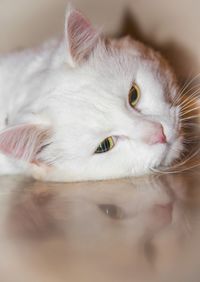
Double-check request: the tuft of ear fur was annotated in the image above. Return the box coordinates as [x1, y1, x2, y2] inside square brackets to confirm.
[65, 6, 100, 65]
[0, 124, 52, 163]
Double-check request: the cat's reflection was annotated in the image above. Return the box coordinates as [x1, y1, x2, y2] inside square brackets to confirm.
[6, 176, 175, 240]
[98, 204, 125, 220]
[1, 173, 200, 282]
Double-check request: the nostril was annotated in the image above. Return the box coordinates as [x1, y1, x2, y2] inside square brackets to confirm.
[149, 125, 167, 145]
[158, 131, 167, 144]
[142, 121, 168, 145]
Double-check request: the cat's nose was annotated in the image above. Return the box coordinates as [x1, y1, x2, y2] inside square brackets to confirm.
[148, 124, 167, 145]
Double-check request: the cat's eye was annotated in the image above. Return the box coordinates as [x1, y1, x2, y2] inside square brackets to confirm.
[99, 204, 124, 219]
[129, 83, 140, 107]
[95, 136, 115, 154]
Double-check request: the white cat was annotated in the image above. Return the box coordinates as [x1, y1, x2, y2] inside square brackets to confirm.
[0, 7, 183, 182]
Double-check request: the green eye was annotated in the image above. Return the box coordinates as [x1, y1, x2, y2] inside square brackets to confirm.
[129, 83, 140, 107]
[95, 136, 115, 154]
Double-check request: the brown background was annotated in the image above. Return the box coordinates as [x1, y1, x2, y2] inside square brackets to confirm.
[0, 0, 199, 80]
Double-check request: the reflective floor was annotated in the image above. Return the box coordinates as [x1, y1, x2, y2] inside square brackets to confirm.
[0, 172, 200, 282]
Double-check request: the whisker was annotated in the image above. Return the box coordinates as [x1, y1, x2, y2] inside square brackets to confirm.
[180, 115, 200, 121]
[180, 90, 200, 110]
[152, 140, 200, 173]
[177, 91, 200, 112]
[179, 73, 200, 94]
[172, 74, 200, 106]
[180, 105, 200, 117]
[171, 74, 200, 108]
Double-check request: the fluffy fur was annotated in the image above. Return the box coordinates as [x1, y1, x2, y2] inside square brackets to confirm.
[0, 7, 183, 181]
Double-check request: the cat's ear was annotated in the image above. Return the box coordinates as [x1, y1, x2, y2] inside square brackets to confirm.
[0, 124, 52, 163]
[65, 6, 100, 65]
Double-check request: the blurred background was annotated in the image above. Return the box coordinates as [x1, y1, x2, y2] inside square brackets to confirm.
[0, 0, 199, 80]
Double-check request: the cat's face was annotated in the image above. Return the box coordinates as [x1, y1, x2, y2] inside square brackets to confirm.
[0, 8, 183, 182]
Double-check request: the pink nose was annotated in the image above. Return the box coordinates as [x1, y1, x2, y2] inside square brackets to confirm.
[149, 124, 167, 145]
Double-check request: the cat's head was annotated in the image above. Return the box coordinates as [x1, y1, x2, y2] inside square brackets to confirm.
[0, 7, 183, 181]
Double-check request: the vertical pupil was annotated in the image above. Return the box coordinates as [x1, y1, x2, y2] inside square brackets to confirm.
[104, 138, 110, 151]
[98, 138, 111, 153]
[130, 87, 138, 103]
[95, 137, 114, 153]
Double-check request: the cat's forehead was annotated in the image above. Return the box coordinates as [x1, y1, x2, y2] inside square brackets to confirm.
[51, 50, 173, 122]
[85, 43, 172, 91]
[74, 58, 150, 96]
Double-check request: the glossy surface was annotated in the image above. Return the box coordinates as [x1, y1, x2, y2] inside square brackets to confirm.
[0, 172, 200, 282]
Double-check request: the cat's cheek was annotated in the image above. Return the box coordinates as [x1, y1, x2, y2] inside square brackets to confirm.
[163, 137, 184, 166]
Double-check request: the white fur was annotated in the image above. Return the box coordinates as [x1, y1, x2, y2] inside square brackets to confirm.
[0, 8, 183, 182]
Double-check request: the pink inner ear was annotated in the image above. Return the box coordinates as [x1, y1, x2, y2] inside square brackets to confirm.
[67, 10, 98, 63]
[68, 11, 92, 37]
[0, 124, 51, 162]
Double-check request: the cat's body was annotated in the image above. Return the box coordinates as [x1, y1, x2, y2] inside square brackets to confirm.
[0, 7, 183, 182]
[0, 39, 63, 174]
